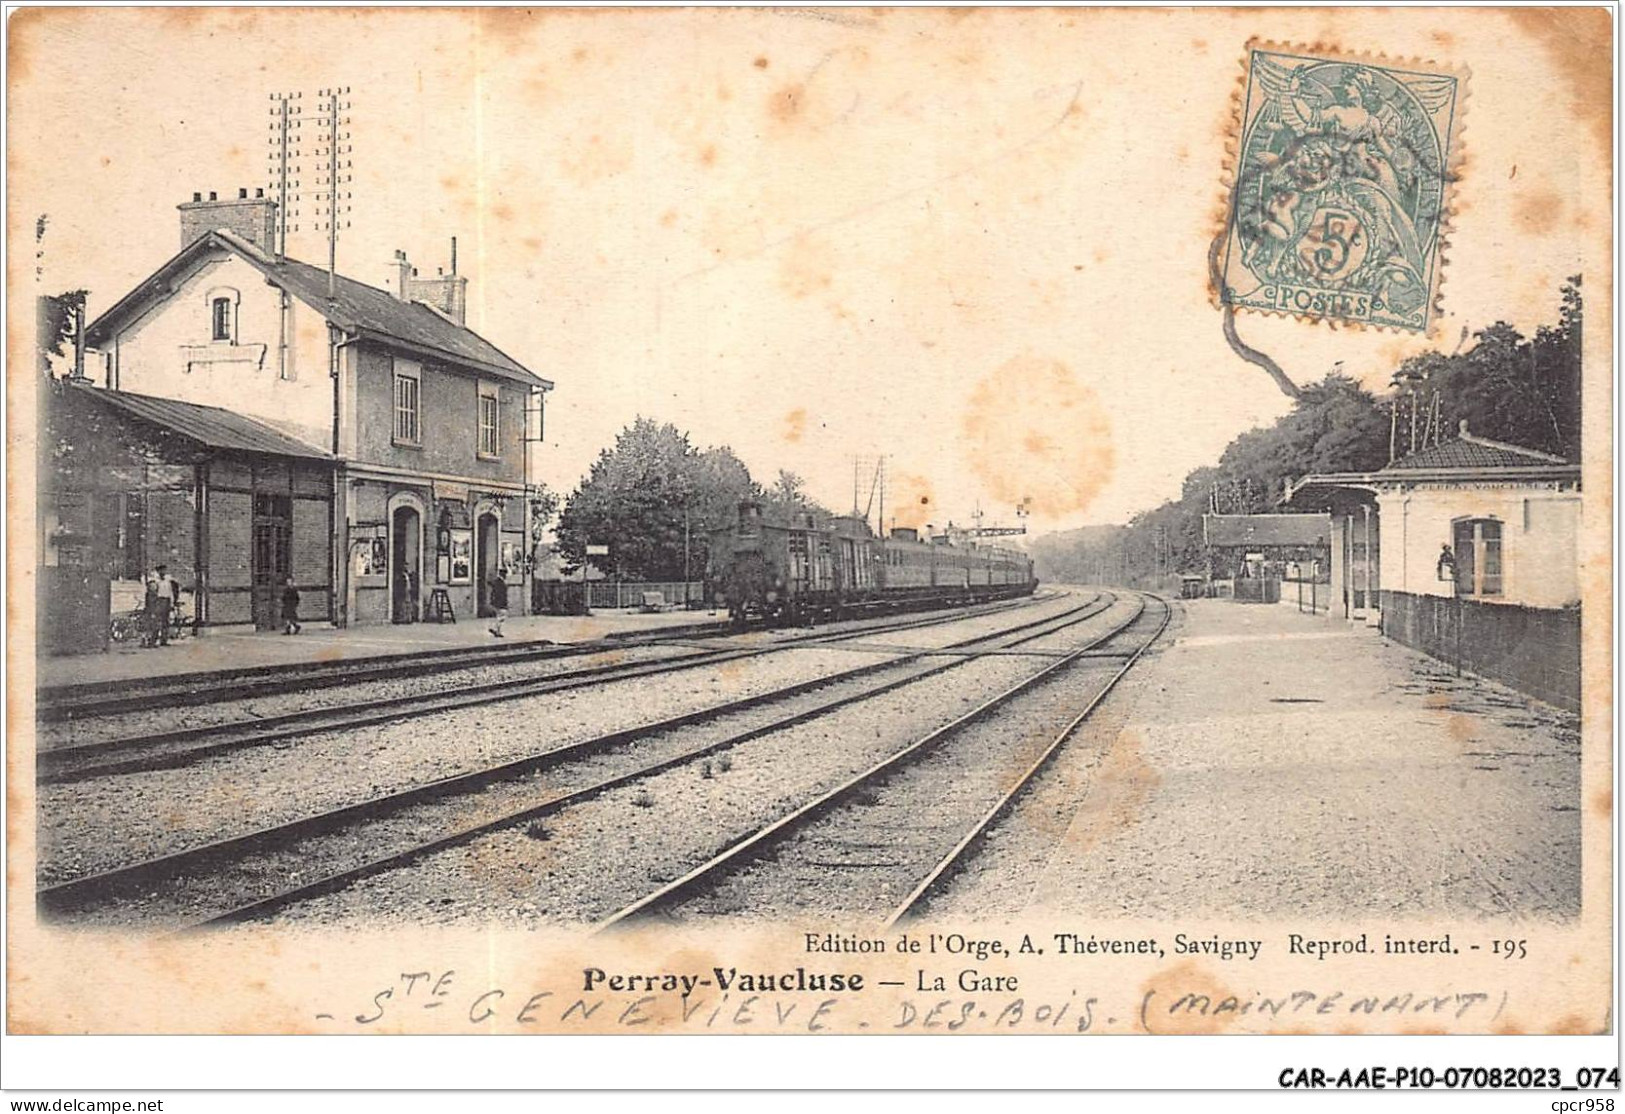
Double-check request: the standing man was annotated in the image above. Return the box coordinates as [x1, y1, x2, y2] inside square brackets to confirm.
[488, 568, 509, 638]
[281, 576, 303, 635]
[141, 568, 160, 648]
[151, 563, 175, 646]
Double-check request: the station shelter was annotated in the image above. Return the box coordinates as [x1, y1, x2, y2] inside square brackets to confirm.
[1282, 422, 1582, 709]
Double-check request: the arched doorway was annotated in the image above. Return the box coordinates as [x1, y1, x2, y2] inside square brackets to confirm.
[392, 505, 422, 623]
[475, 511, 500, 617]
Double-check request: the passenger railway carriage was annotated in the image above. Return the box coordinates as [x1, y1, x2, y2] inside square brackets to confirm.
[710, 501, 1036, 624]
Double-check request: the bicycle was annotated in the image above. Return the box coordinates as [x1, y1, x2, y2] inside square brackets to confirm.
[107, 602, 191, 646]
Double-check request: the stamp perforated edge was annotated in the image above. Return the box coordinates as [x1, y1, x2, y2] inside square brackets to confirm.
[1210, 37, 1472, 337]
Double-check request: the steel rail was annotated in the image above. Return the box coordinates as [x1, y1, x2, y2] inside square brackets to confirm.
[39, 585, 1047, 721]
[37, 624, 718, 721]
[592, 593, 1159, 933]
[38, 592, 1109, 923]
[191, 595, 1121, 931]
[881, 594, 1173, 927]
[39, 592, 1053, 784]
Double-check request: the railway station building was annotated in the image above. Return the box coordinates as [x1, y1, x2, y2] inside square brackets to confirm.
[65, 190, 553, 638]
[1283, 423, 1582, 709]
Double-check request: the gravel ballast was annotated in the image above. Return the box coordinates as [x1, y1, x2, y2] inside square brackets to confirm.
[37, 593, 1088, 889]
[265, 595, 1140, 928]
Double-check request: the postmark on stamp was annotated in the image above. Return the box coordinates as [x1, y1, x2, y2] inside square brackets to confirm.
[1219, 44, 1465, 334]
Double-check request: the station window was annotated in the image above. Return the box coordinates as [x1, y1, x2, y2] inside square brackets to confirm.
[477, 382, 500, 459]
[394, 362, 422, 446]
[211, 296, 233, 341]
[1452, 518, 1503, 597]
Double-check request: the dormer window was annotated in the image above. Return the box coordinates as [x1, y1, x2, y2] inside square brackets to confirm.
[211, 297, 231, 341]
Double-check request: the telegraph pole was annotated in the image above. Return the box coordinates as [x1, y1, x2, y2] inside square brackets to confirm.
[269, 85, 352, 275]
[267, 91, 302, 257]
[313, 87, 353, 301]
[876, 455, 885, 540]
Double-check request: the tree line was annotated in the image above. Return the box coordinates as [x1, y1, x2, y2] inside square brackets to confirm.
[1032, 278, 1582, 587]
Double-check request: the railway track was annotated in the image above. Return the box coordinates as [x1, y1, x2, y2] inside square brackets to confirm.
[38, 591, 1055, 785]
[37, 586, 1041, 723]
[36, 625, 715, 723]
[594, 593, 1172, 930]
[38, 590, 1114, 928]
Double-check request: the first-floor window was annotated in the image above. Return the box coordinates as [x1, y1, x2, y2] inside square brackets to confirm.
[211, 297, 232, 341]
[477, 383, 500, 458]
[1452, 518, 1503, 597]
[394, 367, 421, 445]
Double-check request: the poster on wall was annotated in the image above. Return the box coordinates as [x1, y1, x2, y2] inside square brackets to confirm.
[352, 530, 388, 578]
[448, 529, 472, 583]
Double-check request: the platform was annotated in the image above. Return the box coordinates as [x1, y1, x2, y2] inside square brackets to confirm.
[995, 597, 1583, 921]
[33, 607, 729, 690]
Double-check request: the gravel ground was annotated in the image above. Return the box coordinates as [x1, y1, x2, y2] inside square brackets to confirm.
[35, 642, 708, 750]
[36, 596, 1048, 751]
[36, 592, 1087, 887]
[52, 595, 1105, 929]
[926, 599, 1582, 923]
[264, 594, 1140, 929]
[661, 601, 1168, 924]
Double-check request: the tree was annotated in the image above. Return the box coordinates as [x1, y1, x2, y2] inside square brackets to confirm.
[689, 446, 756, 533]
[760, 469, 832, 523]
[1048, 372, 1388, 586]
[682, 445, 758, 578]
[1042, 279, 1583, 587]
[554, 419, 757, 580]
[1390, 278, 1581, 461]
[37, 289, 87, 377]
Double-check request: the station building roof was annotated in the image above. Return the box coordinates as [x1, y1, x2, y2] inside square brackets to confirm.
[83, 231, 551, 390]
[67, 381, 334, 461]
[1382, 424, 1569, 471]
[1202, 513, 1330, 549]
[1280, 423, 1579, 511]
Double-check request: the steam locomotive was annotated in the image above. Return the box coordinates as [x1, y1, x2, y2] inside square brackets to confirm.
[709, 500, 1037, 625]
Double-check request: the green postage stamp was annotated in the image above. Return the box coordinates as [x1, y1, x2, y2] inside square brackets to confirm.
[1219, 43, 1466, 333]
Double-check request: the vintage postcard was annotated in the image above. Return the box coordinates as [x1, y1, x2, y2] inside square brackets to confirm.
[4, 3, 1615, 1089]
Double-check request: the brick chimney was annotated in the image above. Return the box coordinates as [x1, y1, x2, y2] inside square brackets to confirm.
[393, 238, 468, 325]
[179, 188, 277, 252]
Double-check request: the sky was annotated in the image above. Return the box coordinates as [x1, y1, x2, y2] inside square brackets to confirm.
[10, 7, 1608, 535]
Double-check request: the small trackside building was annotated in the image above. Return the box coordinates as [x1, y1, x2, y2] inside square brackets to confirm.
[79, 191, 554, 629]
[39, 377, 336, 651]
[1201, 512, 1333, 609]
[1283, 423, 1582, 709]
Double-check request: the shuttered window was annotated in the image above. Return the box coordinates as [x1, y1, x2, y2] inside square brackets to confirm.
[477, 383, 500, 458]
[394, 367, 421, 445]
